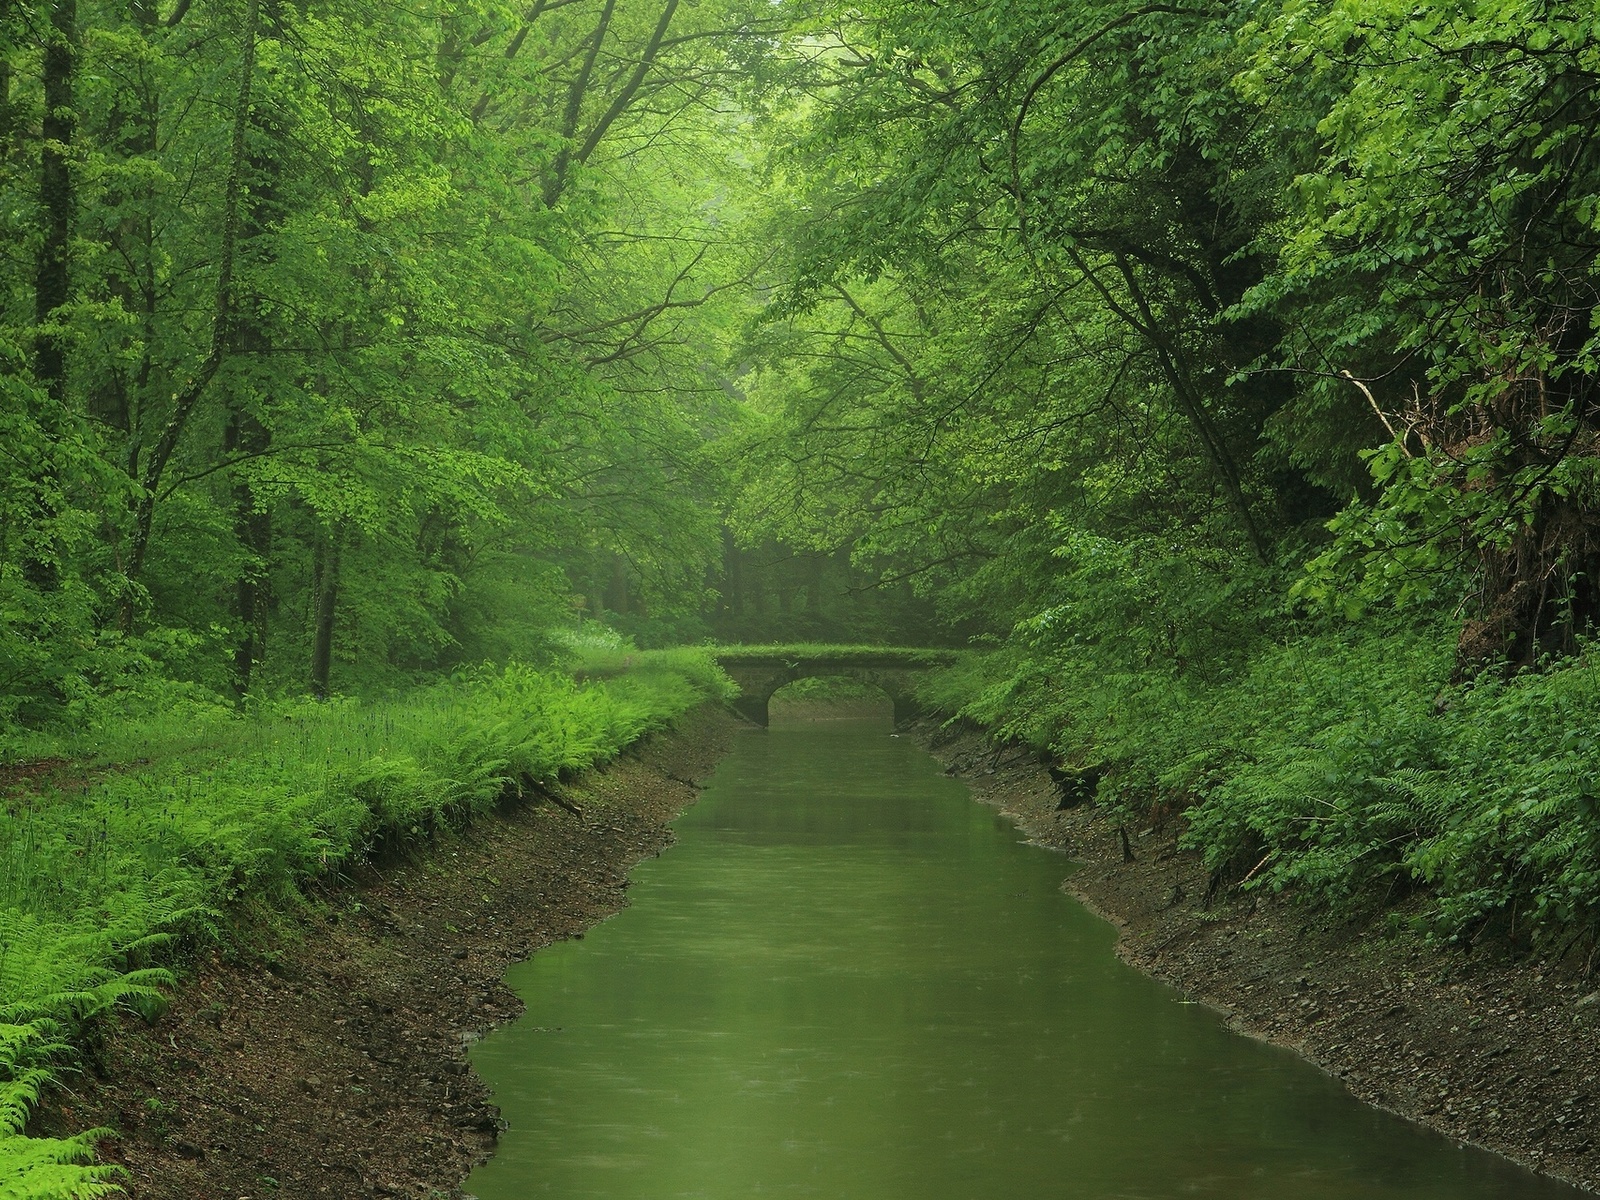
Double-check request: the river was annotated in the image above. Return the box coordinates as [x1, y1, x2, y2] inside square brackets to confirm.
[465, 712, 1584, 1199]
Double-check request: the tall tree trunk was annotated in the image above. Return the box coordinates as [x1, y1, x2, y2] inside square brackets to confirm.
[34, 0, 74, 403]
[752, 541, 775, 621]
[721, 526, 743, 625]
[100, 0, 158, 622]
[310, 525, 341, 700]
[227, 410, 270, 700]
[26, 0, 76, 593]
[224, 76, 286, 700]
[607, 552, 630, 616]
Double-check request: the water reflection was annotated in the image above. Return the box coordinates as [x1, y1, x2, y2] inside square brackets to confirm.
[467, 715, 1580, 1199]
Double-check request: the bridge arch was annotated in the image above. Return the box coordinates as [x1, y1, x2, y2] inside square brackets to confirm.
[713, 647, 957, 728]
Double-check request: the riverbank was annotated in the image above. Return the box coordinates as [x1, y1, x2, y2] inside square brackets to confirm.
[0, 651, 733, 1195]
[918, 719, 1600, 1195]
[36, 702, 743, 1198]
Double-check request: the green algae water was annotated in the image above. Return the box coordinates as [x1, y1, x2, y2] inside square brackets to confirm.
[465, 716, 1583, 1199]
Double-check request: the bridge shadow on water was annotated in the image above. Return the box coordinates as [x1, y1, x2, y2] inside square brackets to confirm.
[766, 681, 898, 728]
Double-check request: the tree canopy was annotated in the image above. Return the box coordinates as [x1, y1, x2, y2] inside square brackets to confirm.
[5, 0, 1600, 966]
[3, 0, 1598, 765]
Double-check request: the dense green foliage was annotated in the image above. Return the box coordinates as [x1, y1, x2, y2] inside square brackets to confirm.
[736, 0, 1600, 643]
[919, 612, 1600, 947]
[9, 0, 1600, 1187]
[0, 0, 778, 715]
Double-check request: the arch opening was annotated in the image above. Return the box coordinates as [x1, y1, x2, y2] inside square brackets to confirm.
[768, 675, 895, 726]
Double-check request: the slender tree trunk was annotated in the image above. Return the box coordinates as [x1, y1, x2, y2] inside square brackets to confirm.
[1087, 250, 1271, 563]
[542, 0, 615, 207]
[26, 0, 76, 593]
[310, 525, 341, 700]
[227, 410, 271, 700]
[466, 0, 549, 122]
[607, 552, 629, 616]
[102, 0, 158, 626]
[753, 541, 776, 621]
[225, 76, 286, 700]
[571, 0, 677, 167]
[35, 0, 74, 404]
[722, 526, 743, 626]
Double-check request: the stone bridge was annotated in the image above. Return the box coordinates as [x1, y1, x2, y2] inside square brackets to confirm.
[713, 646, 961, 727]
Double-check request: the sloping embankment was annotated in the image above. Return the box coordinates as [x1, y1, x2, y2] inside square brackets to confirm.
[37, 703, 744, 1199]
[918, 719, 1600, 1196]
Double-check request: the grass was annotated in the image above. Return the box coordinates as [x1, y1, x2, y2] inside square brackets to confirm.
[0, 651, 734, 1198]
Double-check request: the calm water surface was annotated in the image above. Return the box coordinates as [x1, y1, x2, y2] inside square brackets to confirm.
[466, 715, 1583, 1199]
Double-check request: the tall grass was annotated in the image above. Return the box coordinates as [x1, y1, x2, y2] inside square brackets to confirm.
[0, 652, 734, 1197]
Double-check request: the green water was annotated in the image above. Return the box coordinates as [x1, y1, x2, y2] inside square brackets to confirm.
[466, 717, 1584, 1199]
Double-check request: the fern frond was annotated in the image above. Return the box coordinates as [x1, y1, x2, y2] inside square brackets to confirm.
[0, 1128, 125, 1199]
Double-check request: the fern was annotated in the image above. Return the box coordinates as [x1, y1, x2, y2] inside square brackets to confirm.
[0, 1131, 125, 1200]
[1369, 769, 1454, 839]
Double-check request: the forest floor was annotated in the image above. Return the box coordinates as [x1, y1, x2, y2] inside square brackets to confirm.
[37, 703, 744, 1200]
[917, 718, 1600, 1195]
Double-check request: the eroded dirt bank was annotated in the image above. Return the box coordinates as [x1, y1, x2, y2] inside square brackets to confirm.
[919, 719, 1600, 1195]
[40, 703, 744, 1199]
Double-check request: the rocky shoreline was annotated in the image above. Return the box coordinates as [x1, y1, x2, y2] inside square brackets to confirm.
[41, 704, 744, 1199]
[916, 718, 1600, 1195]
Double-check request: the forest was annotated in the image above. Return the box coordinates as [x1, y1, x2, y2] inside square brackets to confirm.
[2, 0, 1600, 1191]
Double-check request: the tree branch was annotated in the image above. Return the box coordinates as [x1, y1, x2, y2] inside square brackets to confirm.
[575, 0, 679, 166]
[126, 0, 257, 583]
[1008, 4, 1192, 242]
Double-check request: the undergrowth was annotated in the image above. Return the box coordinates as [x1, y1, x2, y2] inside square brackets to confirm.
[0, 650, 733, 1197]
[919, 582, 1600, 962]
